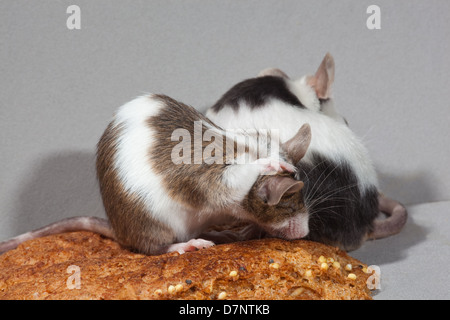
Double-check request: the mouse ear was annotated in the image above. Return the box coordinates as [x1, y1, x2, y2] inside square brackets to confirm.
[257, 176, 304, 206]
[257, 68, 290, 79]
[282, 123, 311, 164]
[307, 53, 335, 99]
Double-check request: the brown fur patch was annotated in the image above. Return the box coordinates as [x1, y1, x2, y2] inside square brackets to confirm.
[148, 94, 238, 210]
[96, 121, 176, 255]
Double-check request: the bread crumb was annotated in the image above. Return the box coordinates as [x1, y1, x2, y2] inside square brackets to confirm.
[168, 285, 176, 294]
[229, 270, 238, 277]
[175, 284, 183, 292]
[269, 262, 280, 270]
[217, 291, 227, 300]
[348, 273, 357, 280]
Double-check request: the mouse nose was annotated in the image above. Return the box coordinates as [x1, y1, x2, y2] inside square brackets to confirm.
[281, 216, 309, 240]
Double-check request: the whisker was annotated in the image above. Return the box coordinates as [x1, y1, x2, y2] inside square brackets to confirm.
[310, 205, 354, 225]
[308, 182, 360, 208]
[304, 169, 358, 210]
[299, 159, 331, 204]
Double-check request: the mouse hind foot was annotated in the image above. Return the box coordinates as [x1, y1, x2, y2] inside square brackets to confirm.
[164, 238, 215, 254]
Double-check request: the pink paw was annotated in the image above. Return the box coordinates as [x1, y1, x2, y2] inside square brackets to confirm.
[166, 238, 215, 254]
[254, 158, 296, 175]
[278, 161, 296, 173]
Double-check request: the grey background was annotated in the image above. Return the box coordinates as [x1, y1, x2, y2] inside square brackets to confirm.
[1, 1, 449, 299]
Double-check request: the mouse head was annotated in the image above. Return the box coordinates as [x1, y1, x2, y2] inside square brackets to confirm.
[243, 174, 308, 239]
[242, 124, 312, 239]
[258, 53, 348, 125]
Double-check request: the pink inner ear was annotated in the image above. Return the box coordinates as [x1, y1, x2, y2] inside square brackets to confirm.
[285, 180, 304, 194]
[282, 123, 311, 164]
[308, 53, 335, 99]
[259, 176, 304, 206]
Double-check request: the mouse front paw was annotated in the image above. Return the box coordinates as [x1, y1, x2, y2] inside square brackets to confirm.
[253, 158, 296, 175]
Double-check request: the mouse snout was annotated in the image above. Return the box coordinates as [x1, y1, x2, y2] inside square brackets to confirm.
[269, 214, 309, 240]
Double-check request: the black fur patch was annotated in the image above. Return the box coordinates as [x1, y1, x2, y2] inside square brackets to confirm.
[211, 76, 304, 112]
[296, 153, 379, 251]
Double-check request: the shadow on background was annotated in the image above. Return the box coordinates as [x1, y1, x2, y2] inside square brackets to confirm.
[352, 213, 428, 266]
[350, 168, 432, 265]
[11, 151, 106, 237]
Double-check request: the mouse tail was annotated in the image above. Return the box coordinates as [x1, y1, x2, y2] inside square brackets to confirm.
[0, 216, 114, 255]
[368, 194, 408, 240]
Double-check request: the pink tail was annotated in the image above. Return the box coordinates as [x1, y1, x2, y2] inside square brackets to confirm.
[369, 194, 408, 239]
[0, 216, 114, 255]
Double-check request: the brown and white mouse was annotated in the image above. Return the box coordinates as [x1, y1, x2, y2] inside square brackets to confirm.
[0, 94, 312, 255]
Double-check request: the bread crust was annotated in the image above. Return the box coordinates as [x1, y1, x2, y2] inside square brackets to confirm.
[0, 232, 372, 300]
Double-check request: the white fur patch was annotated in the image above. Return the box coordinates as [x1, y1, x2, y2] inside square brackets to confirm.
[221, 161, 261, 204]
[112, 95, 196, 240]
[319, 99, 348, 125]
[286, 76, 321, 112]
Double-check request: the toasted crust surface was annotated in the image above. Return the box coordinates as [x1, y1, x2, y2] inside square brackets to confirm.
[0, 232, 372, 300]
